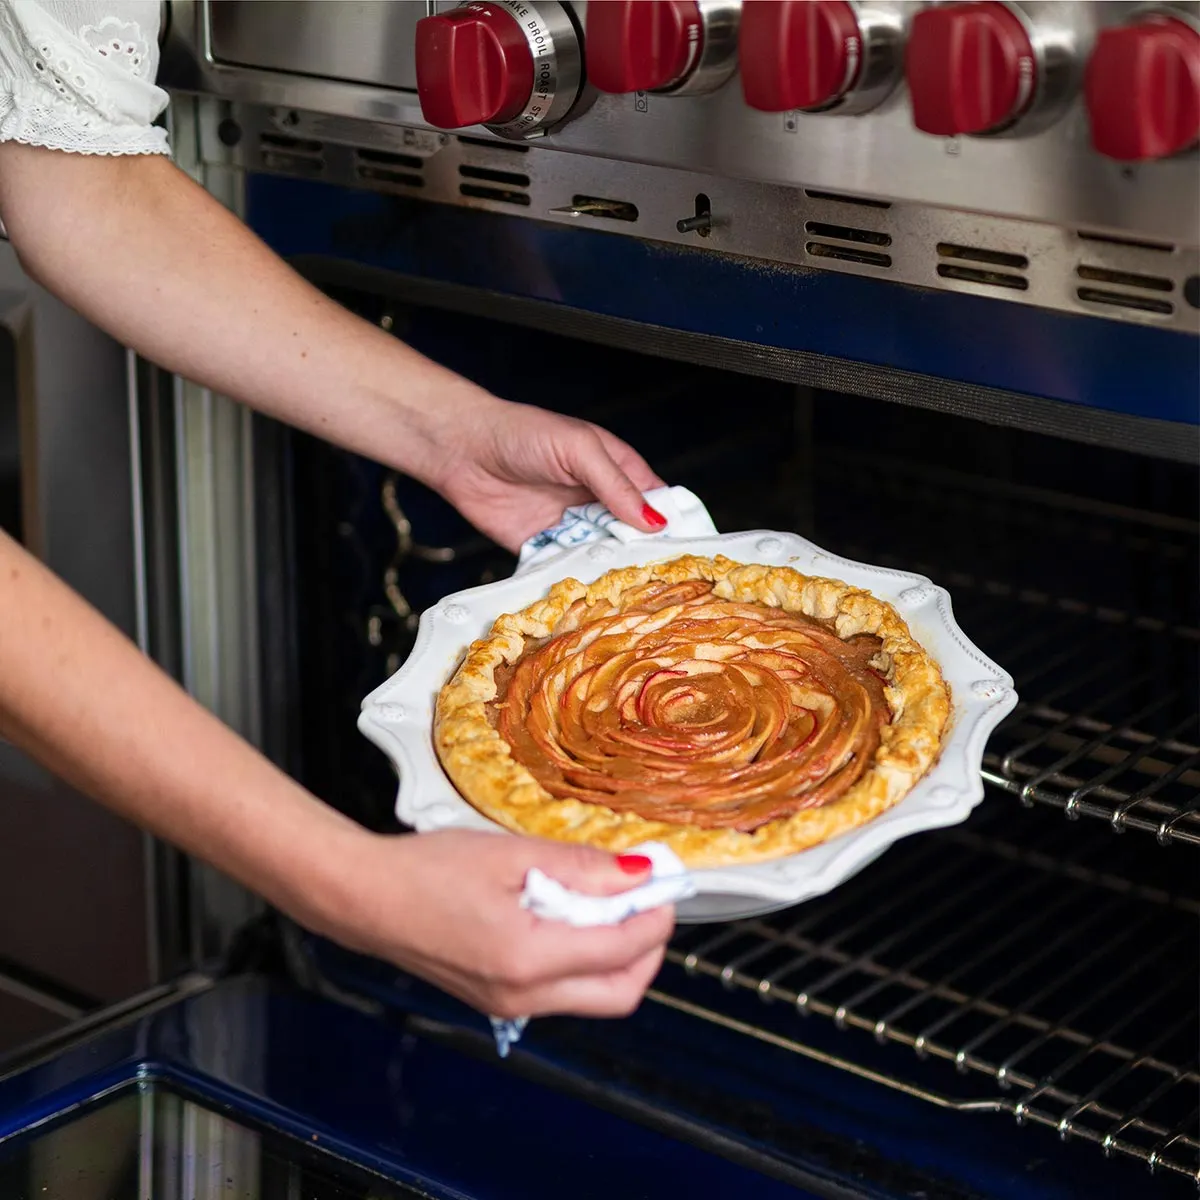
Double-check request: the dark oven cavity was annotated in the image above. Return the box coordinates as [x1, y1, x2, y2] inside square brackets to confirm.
[279, 287, 1199, 1190]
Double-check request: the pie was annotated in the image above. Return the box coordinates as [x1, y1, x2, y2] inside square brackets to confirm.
[434, 555, 950, 867]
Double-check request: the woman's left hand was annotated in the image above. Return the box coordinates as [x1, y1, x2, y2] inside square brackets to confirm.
[431, 397, 668, 552]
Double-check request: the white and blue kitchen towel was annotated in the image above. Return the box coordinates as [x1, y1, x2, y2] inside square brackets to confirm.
[516, 485, 717, 573]
[490, 842, 698, 1057]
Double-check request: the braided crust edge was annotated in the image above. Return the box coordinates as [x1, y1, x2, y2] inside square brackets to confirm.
[433, 556, 950, 867]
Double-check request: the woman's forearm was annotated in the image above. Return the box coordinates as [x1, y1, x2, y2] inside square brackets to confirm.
[0, 143, 482, 493]
[0, 529, 368, 933]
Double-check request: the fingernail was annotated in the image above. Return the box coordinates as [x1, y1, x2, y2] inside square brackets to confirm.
[641, 503, 667, 530]
[616, 853, 653, 875]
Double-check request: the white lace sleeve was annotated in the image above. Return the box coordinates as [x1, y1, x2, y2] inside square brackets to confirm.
[0, 0, 169, 155]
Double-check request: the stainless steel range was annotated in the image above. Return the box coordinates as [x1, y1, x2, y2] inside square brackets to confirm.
[0, 3, 1196, 1198]
[163, 0, 1200, 337]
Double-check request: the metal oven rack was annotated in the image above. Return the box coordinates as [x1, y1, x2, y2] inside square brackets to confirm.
[658, 796, 1199, 1185]
[814, 446, 1200, 848]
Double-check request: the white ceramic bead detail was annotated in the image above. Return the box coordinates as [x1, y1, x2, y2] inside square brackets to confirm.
[899, 584, 936, 606]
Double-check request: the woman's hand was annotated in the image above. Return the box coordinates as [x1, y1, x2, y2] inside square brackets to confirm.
[429, 399, 668, 552]
[0, 530, 672, 1022]
[321, 829, 673, 1019]
[0, 147, 667, 555]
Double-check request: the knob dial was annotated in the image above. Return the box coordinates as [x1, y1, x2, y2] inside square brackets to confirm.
[740, 0, 861, 111]
[1085, 13, 1200, 161]
[740, 0, 904, 115]
[586, 0, 740, 96]
[415, 1, 582, 139]
[906, 2, 1037, 136]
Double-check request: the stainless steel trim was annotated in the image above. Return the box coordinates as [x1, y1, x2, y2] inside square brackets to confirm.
[1003, 0, 1091, 138]
[661, 0, 741, 97]
[168, 96, 264, 962]
[828, 0, 908, 116]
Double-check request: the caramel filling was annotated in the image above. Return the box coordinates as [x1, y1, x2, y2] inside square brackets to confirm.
[487, 580, 891, 833]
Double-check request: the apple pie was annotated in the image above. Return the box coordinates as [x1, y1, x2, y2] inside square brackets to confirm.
[434, 555, 950, 867]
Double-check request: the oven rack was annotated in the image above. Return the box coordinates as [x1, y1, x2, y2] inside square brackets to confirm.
[813, 450, 1200, 848]
[661, 797, 1200, 1185]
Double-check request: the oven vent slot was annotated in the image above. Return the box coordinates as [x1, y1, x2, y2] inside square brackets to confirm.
[805, 242, 892, 269]
[353, 148, 424, 189]
[1078, 229, 1175, 254]
[1077, 264, 1174, 292]
[456, 135, 530, 154]
[258, 132, 325, 178]
[937, 264, 1029, 290]
[937, 243, 1028, 270]
[936, 242, 1029, 291]
[458, 164, 531, 207]
[806, 222, 891, 247]
[1075, 287, 1174, 316]
[260, 132, 322, 155]
[804, 221, 893, 269]
[459, 165, 530, 187]
[804, 189, 892, 210]
[1076, 264, 1176, 315]
[459, 184, 531, 207]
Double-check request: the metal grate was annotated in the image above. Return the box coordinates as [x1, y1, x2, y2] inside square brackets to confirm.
[661, 797, 1200, 1184]
[814, 447, 1200, 846]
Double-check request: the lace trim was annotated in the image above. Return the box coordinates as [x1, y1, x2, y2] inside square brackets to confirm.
[0, 92, 169, 155]
[0, 3, 168, 156]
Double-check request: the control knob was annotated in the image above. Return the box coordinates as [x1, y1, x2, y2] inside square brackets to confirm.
[1085, 11, 1200, 161]
[906, 2, 1041, 135]
[739, 0, 904, 114]
[586, 0, 740, 96]
[415, 0, 582, 139]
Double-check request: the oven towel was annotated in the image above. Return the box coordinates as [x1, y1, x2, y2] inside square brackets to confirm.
[491, 490, 715, 1054]
[516, 484, 718, 571]
[490, 841, 698, 1057]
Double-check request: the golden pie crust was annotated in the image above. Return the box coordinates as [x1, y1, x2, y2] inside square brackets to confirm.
[434, 555, 950, 867]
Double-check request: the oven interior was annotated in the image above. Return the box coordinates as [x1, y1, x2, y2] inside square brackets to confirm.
[275, 284, 1198, 1191]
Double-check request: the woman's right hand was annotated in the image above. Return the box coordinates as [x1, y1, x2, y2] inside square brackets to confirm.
[319, 828, 676, 1020]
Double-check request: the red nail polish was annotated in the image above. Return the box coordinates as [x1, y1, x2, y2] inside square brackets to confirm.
[616, 853, 653, 875]
[641, 503, 667, 530]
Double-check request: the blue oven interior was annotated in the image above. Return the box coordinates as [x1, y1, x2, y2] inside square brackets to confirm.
[1, 164, 1197, 1199]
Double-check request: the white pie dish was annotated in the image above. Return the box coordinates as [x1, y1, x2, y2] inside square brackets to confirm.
[358, 531, 1017, 924]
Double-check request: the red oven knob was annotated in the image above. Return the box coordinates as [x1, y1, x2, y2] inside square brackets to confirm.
[416, 4, 533, 128]
[906, 2, 1037, 136]
[415, 2, 582, 138]
[740, 0, 862, 112]
[585, 0, 704, 93]
[1085, 14, 1200, 161]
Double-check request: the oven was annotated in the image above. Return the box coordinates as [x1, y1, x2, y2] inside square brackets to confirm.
[0, 2, 1197, 1197]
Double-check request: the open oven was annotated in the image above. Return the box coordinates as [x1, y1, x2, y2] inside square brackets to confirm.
[0, 2, 1197, 1197]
